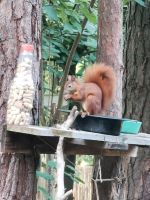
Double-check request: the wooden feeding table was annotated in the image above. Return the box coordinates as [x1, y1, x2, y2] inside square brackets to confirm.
[1, 124, 150, 157]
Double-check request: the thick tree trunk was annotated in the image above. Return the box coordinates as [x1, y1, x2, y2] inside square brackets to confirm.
[92, 1, 129, 200]
[123, 2, 150, 200]
[0, 0, 41, 199]
[0, 154, 36, 200]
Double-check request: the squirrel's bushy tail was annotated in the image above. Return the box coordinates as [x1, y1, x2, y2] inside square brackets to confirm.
[84, 63, 116, 112]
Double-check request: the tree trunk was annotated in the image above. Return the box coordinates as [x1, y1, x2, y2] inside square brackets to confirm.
[123, 2, 150, 200]
[97, 0, 123, 116]
[0, 154, 36, 200]
[0, 0, 41, 199]
[92, 1, 129, 200]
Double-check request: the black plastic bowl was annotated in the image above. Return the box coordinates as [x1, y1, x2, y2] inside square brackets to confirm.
[72, 115, 122, 136]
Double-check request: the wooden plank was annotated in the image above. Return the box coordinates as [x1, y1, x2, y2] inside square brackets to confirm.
[1, 126, 138, 156]
[7, 125, 150, 146]
[103, 142, 128, 150]
[64, 142, 138, 157]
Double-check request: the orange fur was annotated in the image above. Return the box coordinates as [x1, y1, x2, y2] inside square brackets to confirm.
[64, 63, 116, 115]
[84, 63, 116, 112]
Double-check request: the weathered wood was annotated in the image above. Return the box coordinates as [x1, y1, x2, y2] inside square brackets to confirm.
[123, 2, 150, 200]
[64, 143, 138, 157]
[7, 125, 150, 146]
[0, 0, 41, 198]
[1, 131, 139, 157]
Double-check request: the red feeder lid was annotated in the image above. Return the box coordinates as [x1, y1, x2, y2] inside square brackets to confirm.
[20, 44, 34, 52]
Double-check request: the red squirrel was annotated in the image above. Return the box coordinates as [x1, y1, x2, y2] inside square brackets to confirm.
[64, 63, 116, 115]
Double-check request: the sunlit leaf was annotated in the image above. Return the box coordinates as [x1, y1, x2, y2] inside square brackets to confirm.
[64, 23, 76, 32]
[47, 160, 57, 169]
[134, 0, 147, 7]
[36, 171, 54, 181]
[43, 5, 58, 20]
[80, 7, 97, 24]
[66, 165, 76, 172]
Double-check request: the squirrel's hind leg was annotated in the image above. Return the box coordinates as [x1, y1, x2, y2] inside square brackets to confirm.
[82, 95, 102, 115]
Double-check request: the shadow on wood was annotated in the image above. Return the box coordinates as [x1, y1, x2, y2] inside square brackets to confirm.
[0, 124, 149, 157]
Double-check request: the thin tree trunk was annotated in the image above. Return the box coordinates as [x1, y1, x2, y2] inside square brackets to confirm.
[97, 0, 123, 116]
[92, 1, 129, 200]
[0, 0, 41, 199]
[123, 2, 150, 200]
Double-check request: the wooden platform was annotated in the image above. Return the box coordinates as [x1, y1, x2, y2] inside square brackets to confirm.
[0, 125, 148, 157]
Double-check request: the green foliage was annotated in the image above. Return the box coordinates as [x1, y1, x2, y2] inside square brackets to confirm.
[123, 0, 147, 7]
[134, 0, 147, 7]
[41, 0, 98, 125]
[36, 171, 54, 181]
[38, 186, 53, 200]
[76, 155, 94, 166]
[65, 165, 85, 184]
[42, 0, 97, 69]
[47, 160, 57, 169]
[37, 159, 84, 199]
[43, 5, 58, 21]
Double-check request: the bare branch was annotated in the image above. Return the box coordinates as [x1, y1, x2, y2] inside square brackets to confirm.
[56, 106, 79, 199]
[61, 189, 73, 200]
[53, 0, 96, 123]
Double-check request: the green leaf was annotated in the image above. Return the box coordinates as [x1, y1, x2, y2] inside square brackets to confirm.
[64, 172, 85, 184]
[38, 186, 52, 200]
[81, 38, 97, 48]
[50, 46, 60, 57]
[47, 160, 57, 169]
[66, 165, 76, 173]
[42, 46, 50, 60]
[36, 171, 54, 181]
[80, 7, 97, 24]
[47, 66, 63, 77]
[41, 162, 47, 168]
[74, 175, 85, 184]
[43, 5, 58, 20]
[64, 23, 76, 32]
[76, 65, 85, 76]
[85, 22, 97, 34]
[134, 0, 147, 7]
[64, 172, 74, 179]
[72, 21, 82, 32]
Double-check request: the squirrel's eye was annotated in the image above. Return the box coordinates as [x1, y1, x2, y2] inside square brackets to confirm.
[68, 85, 71, 88]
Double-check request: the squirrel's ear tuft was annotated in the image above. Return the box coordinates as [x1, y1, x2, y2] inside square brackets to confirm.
[67, 75, 72, 81]
[67, 75, 76, 81]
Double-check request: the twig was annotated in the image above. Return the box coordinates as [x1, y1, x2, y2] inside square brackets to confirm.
[93, 179, 99, 200]
[59, 106, 79, 129]
[56, 106, 79, 200]
[56, 136, 65, 199]
[53, 0, 96, 123]
[61, 189, 73, 200]
[92, 158, 125, 200]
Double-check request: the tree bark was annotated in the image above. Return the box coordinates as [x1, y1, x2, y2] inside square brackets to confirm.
[0, 154, 36, 200]
[97, 0, 123, 117]
[92, 1, 129, 200]
[123, 2, 150, 200]
[0, 0, 41, 199]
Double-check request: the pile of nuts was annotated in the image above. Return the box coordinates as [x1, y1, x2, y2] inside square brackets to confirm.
[7, 45, 34, 125]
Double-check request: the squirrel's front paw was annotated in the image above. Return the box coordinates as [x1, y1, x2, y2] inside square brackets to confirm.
[81, 111, 89, 118]
[64, 94, 71, 100]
